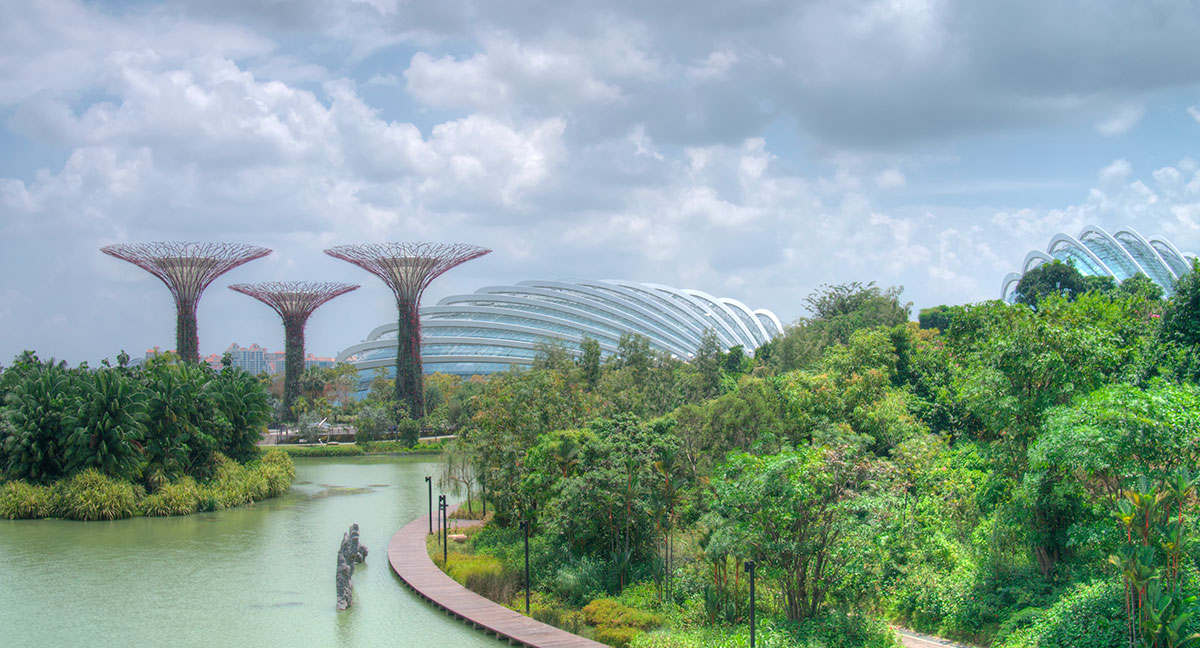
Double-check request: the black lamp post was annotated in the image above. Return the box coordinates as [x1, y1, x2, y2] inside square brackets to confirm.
[425, 476, 432, 534]
[520, 519, 530, 614]
[745, 560, 756, 648]
[439, 495, 448, 565]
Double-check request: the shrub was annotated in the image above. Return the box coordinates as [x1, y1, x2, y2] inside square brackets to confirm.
[0, 480, 55, 519]
[997, 579, 1123, 648]
[583, 598, 664, 630]
[56, 469, 137, 520]
[594, 625, 641, 648]
[552, 557, 607, 606]
[445, 552, 522, 603]
[258, 449, 294, 497]
[275, 445, 365, 458]
[354, 405, 391, 442]
[140, 477, 201, 516]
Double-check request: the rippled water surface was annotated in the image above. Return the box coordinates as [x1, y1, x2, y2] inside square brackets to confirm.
[0, 457, 500, 648]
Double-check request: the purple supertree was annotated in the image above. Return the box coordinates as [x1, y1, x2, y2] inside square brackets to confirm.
[101, 242, 272, 363]
[324, 242, 490, 418]
[228, 281, 359, 419]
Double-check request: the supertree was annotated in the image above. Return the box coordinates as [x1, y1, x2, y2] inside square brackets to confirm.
[101, 242, 272, 363]
[324, 242, 490, 418]
[228, 281, 359, 419]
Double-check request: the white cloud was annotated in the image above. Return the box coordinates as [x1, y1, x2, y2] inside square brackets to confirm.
[874, 169, 907, 189]
[1095, 103, 1144, 136]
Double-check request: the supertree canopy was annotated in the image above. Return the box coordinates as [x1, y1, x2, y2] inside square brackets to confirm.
[324, 242, 490, 418]
[228, 281, 359, 420]
[101, 241, 272, 363]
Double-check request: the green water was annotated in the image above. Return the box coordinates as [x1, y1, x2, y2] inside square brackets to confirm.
[0, 457, 502, 648]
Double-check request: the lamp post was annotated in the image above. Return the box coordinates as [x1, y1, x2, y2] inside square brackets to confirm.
[439, 495, 448, 565]
[745, 560, 756, 648]
[520, 519, 530, 614]
[425, 476, 432, 534]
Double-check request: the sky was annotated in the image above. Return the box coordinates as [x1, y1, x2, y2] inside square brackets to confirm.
[3, 0, 1200, 365]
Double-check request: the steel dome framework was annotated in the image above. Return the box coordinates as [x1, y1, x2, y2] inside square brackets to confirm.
[1001, 225, 1195, 302]
[338, 279, 784, 379]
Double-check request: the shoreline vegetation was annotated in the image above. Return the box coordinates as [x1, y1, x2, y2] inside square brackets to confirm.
[274, 439, 447, 458]
[0, 450, 294, 520]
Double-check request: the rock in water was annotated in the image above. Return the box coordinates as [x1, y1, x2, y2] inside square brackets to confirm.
[335, 523, 370, 609]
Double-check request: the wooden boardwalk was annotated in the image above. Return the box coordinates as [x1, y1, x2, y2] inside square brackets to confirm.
[388, 506, 608, 648]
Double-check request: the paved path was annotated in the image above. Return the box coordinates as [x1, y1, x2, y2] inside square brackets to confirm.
[388, 506, 608, 648]
[895, 627, 980, 648]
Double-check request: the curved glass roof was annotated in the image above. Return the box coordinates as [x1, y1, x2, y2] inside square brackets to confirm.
[1002, 224, 1195, 302]
[339, 279, 783, 379]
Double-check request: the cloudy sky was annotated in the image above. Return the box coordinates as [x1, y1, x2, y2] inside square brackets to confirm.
[3, 0, 1200, 364]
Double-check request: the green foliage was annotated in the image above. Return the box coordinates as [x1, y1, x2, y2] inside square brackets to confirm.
[0, 480, 55, 519]
[2, 358, 77, 483]
[997, 579, 1125, 648]
[583, 598, 664, 647]
[354, 404, 391, 442]
[580, 337, 602, 389]
[1161, 259, 1200, 381]
[1032, 381, 1200, 502]
[443, 551, 522, 603]
[918, 305, 954, 331]
[1015, 260, 1086, 307]
[56, 469, 138, 520]
[140, 476, 202, 516]
[771, 281, 911, 372]
[397, 417, 421, 447]
[711, 449, 876, 622]
[275, 444, 365, 457]
[66, 368, 146, 479]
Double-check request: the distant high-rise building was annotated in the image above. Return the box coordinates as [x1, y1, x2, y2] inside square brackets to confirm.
[225, 343, 269, 375]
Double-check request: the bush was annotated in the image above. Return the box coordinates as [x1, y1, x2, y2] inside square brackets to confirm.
[275, 444, 365, 457]
[996, 579, 1124, 648]
[552, 557, 607, 606]
[583, 598, 664, 648]
[583, 598, 664, 630]
[140, 477, 201, 516]
[445, 552, 522, 603]
[397, 418, 421, 447]
[0, 480, 55, 519]
[354, 405, 391, 442]
[594, 625, 642, 648]
[258, 449, 294, 497]
[56, 469, 137, 520]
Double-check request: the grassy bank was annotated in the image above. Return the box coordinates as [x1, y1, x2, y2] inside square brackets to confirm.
[272, 439, 447, 458]
[0, 449, 295, 521]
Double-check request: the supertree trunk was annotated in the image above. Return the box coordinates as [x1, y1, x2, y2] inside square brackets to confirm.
[396, 297, 424, 418]
[228, 281, 359, 422]
[283, 317, 305, 418]
[176, 301, 200, 364]
[324, 242, 490, 421]
[101, 242, 271, 364]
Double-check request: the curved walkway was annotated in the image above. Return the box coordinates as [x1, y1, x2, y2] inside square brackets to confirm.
[388, 506, 607, 648]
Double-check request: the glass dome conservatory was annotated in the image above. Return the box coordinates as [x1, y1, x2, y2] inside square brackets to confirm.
[1001, 225, 1195, 302]
[337, 279, 784, 379]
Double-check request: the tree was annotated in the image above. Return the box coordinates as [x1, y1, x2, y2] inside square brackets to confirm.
[1014, 260, 1085, 307]
[918, 305, 954, 331]
[579, 337, 602, 389]
[711, 448, 873, 622]
[1119, 273, 1164, 301]
[771, 281, 911, 372]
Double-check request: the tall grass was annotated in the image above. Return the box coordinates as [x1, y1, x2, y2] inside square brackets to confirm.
[0, 449, 295, 520]
[56, 469, 138, 520]
[0, 480, 56, 519]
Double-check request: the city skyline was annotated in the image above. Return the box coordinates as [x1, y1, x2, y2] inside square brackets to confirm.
[4, 1, 1200, 364]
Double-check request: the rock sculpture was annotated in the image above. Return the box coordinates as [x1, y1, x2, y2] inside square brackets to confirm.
[335, 523, 369, 610]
